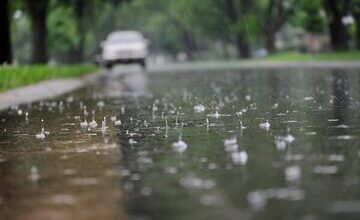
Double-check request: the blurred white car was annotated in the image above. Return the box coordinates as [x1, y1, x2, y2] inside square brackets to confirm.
[100, 31, 148, 68]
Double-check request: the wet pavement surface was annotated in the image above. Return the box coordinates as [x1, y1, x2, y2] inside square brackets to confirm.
[1, 66, 360, 220]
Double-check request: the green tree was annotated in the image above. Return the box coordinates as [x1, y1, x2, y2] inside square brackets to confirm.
[295, 0, 325, 34]
[220, 0, 253, 58]
[47, 6, 79, 62]
[63, 0, 129, 62]
[256, 0, 295, 54]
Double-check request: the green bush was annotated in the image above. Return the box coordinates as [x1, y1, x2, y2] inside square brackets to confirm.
[0, 64, 96, 91]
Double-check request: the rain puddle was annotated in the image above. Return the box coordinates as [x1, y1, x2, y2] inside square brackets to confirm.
[1, 67, 360, 220]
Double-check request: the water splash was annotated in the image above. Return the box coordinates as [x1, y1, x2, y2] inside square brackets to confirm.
[193, 104, 205, 113]
[231, 151, 248, 165]
[259, 120, 270, 130]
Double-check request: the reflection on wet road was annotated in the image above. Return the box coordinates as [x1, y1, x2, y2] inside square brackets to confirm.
[1, 66, 360, 220]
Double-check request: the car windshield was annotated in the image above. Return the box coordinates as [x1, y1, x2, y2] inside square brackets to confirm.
[107, 32, 143, 43]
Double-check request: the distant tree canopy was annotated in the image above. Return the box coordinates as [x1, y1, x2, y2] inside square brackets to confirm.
[1, 0, 360, 64]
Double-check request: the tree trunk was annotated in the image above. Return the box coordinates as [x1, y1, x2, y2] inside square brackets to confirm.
[357, 20, 360, 50]
[236, 34, 251, 58]
[265, 31, 276, 54]
[221, 42, 229, 59]
[181, 31, 196, 60]
[354, 13, 360, 50]
[73, 0, 86, 63]
[328, 21, 348, 51]
[0, 0, 12, 64]
[262, 0, 287, 54]
[223, 0, 251, 58]
[323, 0, 349, 51]
[28, 1, 48, 64]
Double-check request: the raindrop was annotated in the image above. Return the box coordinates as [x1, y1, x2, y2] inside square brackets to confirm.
[152, 103, 158, 111]
[115, 119, 122, 126]
[35, 119, 49, 139]
[208, 163, 218, 170]
[283, 134, 295, 144]
[200, 194, 223, 206]
[206, 117, 209, 130]
[259, 120, 270, 130]
[83, 106, 88, 116]
[171, 140, 188, 153]
[64, 169, 76, 175]
[180, 174, 215, 189]
[272, 103, 279, 109]
[285, 166, 301, 182]
[224, 136, 237, 146]
[129, 138, 137, 145]
[305, 131, 316, 136]
[175, 111, 179, 125]
[328, 154, 344, 162]
[69, 177, 99, 186]
[231, 151, 248, 165]
[164, 166, 178, 174]
[25, 112, 29, 122]
[97, 101, 105, 108]
[247, 191, 266, 210]
[335, 124, 350, 129]
[304, 96, 314, 101]
[101, 117, 109, 135]
[165, 117, 169, 138]
[193, 104, 206, 113]
[207, 111, 220, 119]
[284, 154, 304, 161]
[80, 119, 88, 128]
[35, 128, 46, 140]
[239, 121, 246, 130]
[88, 110, 98, 129]
[235, 111, 243, 116]
[313, 165, 338, 175]
[141, 187, 152, 196]
[51, 194, 76, 206]
[224, 137, 238, 152]
[275, 138, 286, 150]
[334, 135, 355, 140]
[80, 108, 88, 128]
[29, 166, 40, 182]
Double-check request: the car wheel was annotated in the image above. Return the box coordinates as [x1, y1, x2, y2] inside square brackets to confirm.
[104, 63, 113, 69]
[139, 59, 146, 69]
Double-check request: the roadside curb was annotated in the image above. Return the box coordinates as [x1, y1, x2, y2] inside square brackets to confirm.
[148, 61, 360, 73]
[0, 70, 105, 111]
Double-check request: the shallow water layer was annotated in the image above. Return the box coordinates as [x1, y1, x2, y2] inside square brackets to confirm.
[1, 67, 360, 220]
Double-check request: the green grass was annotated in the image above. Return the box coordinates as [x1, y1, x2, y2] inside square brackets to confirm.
[265, 51, 360, 61]
[0, 64, 96, 91]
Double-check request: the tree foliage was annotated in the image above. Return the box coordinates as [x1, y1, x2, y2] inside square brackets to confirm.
[5, 0, 360, 64]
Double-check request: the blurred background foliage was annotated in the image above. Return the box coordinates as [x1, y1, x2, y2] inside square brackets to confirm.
[2, 0, 360, 64]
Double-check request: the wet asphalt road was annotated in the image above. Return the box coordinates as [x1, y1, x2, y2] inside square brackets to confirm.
[1, 65, 360, 220]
